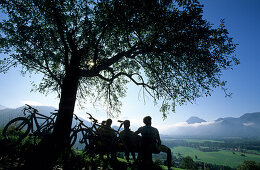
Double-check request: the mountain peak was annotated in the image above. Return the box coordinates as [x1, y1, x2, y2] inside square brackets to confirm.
[186, 116, 206, 124]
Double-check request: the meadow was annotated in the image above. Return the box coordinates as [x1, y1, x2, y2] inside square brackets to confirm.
[166, 138, 260, 168]
[164, 138, 225, 143]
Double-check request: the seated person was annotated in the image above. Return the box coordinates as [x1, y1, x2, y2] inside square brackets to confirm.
[119, 120, 137, 161]
[99, 119, 116, 139]
[98, 119, 117, 159]
[135, 116, 171, 169]
[135, 116, 161, 154]
[97, 120, 106, 134]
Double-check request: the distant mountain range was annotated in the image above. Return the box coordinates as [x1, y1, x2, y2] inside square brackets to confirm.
[1, 105, 260, 138]
[0, 105, 58, 128]
[162, 112, 260, 137]
[0, 105, 91, 129]
[0, 104, 7, 110]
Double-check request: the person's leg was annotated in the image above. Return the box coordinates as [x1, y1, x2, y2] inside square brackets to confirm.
[143, 150, 152, 163]
[131, 152, 136, 161]
[111, 152, 117, 160]
[159, 145, 172, 169]
[125, 151, 130, 162]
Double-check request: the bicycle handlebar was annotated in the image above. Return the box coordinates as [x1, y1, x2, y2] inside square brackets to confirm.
[73, 114, 84, 124]
[74, 114, 79, 120]
[50, 110, 58, 116]
[24, 104, 39, 115]
[86, 112, 98, 123]
[25, 104, 32, 108]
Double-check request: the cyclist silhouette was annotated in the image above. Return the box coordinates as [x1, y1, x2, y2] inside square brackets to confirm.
[99, 119, 117, 160]
[119, 120, 137, 161]
[135, 116, 172, 169]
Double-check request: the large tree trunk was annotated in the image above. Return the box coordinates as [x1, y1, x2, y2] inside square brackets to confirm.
[23, 54, 81, 169]
[53, 52, 81, 151]
[53, 69, 80, 150]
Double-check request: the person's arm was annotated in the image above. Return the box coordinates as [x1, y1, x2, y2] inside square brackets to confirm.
[134, 127, 141, 135]
[156, 129, 161, 145]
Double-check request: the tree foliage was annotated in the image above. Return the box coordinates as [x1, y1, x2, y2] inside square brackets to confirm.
[0, 0, 238, 118]
[237, 160, 260, 170]
[181, 156, 196, 170]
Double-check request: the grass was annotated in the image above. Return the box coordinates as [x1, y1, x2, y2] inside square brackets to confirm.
[163, 138, 225, 143]
[0, 130, 180, 170]
[199, 146, 209, 149]
[173, 146, 260, 168]
[160, 166, 183, 170]
[247, 149, 260, 155]
[183, 139, 225, 143]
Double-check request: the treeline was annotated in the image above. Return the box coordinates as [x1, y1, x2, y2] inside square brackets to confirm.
[162, 138, 260, 153]
[179, 156, 260, 170]
[180, 156, 235, 170]
[152, 153, 235, 170]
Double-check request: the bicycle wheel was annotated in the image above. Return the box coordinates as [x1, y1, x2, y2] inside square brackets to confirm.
[82, 129, 96, 153]
[2, 117, 31, 146]
[70, 128, 90, 149]
[70, 130, 78, 148]
[32, 123, 55, 145]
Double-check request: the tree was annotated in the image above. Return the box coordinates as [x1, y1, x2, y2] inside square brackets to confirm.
[0, 0, 238, 166]
[181, 156, 196, 170]
[237, 160, 260, 170]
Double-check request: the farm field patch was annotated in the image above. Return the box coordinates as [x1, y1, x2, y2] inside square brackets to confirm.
[173, 146, 260, 168]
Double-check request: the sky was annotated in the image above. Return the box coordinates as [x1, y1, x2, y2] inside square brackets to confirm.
[0, 0, 260, 132]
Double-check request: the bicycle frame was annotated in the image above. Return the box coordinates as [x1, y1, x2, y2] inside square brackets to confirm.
[71, 114, 89, 131]
[23, 104, 57, 135]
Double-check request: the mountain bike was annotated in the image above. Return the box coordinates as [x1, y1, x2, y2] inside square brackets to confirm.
[2, 104, 57, 146]
[69, 114, 90, 148]
[83, 112, 106, 154]
[70, 112, 102, 150]
[83, 114, 127, 159]
[69, 112, 128, 159]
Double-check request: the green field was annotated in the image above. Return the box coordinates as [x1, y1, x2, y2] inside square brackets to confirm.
[163, 138, 224, 143]
[247, 149, 260, 155]
[172, 146, 260, 168]
[183, 139, 225, 143]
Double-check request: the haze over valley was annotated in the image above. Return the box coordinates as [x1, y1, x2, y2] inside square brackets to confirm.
[1, 104, 259, 138]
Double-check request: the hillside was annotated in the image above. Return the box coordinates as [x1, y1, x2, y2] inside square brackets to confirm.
[0, 105, 7, 110]
[0, 105, 91, 129]
[0, 105, 57, 128]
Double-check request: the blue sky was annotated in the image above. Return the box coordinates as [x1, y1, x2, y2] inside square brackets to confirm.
[0, 1, 260, 130]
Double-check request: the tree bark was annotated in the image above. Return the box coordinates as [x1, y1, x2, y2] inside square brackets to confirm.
[23, 53, 81, 169]
[53, 51, 81, 151]
[53, 69, 80, 150]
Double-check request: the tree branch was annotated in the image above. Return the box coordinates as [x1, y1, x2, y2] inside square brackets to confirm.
[96, 71, 157, 98]
[80, 46, 139, 77]
[46, 2, 70, 71]
[94, 24, 109, 65]
[42, 53, 62, 86]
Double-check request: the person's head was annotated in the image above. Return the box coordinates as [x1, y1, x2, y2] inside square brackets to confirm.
[101, 120, 106, 125]
[106, 118, 112, 127]
[123, 120, 130, 129]
[143, 116, 152, 126]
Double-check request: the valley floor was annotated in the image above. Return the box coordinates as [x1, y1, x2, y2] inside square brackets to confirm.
[159, 137, 260, 169]
[173, 146, 260, 168]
